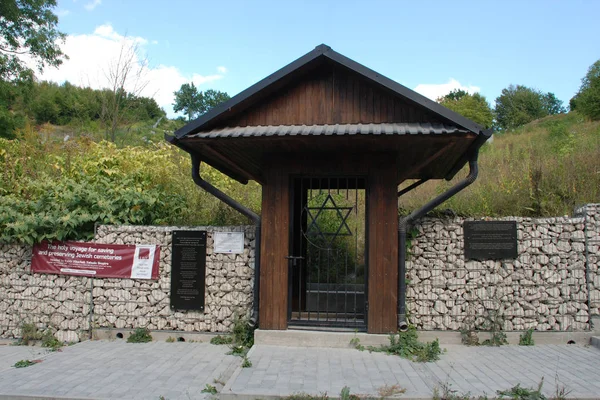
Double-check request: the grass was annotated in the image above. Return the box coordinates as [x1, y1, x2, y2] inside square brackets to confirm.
[399, 112, 600, 217]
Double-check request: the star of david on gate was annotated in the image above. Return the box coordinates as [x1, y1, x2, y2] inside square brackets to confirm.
[303, 193, 353, 245]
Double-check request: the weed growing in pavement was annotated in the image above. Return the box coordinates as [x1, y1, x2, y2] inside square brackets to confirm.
[349, 337, 364, 351]
[13, 360, 36, 368]
[285, 394, 330, 400]
[432, 380, 489, 400]
[519, 329, 535, 346]
[201, 384, 217, 395]
[350, 326, 442, 362]
[210, 335, 233, 345]
[41, 329, 63, 351]
[17, 322, 42, 345]
[126, 327, 152, 343]
[213, 377, 226, 386]
[241, 356, 252, 368]
[481, 311, 508, 347]
[460, 313, 480, 346]
[209, 314, 255, 359]
[376, 384, 406, 398]
[460, 328, 480, 346]
[496, 378, 545, 399]
[165, 336, 175, 343]
[552, 374, 572, 400]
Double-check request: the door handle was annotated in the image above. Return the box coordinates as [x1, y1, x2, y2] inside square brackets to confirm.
[285, 255, 304, 266]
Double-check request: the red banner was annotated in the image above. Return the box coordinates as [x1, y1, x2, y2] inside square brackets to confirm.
[31, 241, 160, 279]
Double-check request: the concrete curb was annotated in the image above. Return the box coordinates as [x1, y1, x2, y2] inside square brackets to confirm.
[221, 345, 257, 398]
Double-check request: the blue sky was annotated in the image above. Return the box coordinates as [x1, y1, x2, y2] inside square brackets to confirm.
[46, 0, 600, 118]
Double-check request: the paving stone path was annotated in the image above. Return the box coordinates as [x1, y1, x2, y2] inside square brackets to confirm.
[222, 344, 600, 399]
[0, 340, 240, 400]
[1, 341, 599, 399]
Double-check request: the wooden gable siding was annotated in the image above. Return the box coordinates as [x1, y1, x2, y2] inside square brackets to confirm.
[218, 65, 443, 127]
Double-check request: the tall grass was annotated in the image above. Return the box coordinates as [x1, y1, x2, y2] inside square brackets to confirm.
[399, 112, 600, 217]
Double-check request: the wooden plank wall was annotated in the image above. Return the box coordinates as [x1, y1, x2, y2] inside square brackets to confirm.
[258, 162, 289, 330]
[220, 66, 443, 128]
[366, 154, 398, 333]
[258, 153, 398, 333]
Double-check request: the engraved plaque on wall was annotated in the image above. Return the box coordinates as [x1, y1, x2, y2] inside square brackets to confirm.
[170, 230, 207, 311]
[464, 221, 518, 260]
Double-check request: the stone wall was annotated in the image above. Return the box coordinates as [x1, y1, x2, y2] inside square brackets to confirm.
[406, 204, 599, 331]
[0, 225, 255, 342]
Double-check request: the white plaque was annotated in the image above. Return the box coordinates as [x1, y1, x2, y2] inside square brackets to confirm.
[214, 232, 244, 254]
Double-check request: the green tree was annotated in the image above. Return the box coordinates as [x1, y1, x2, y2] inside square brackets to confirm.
[571, 60, 600, 120]
[438, 90, 494, 128]
[542, 92, 566, 115]
[441, 89, 468, 102]
[173, 85, 230, 120]
[199, 89, 230, 114]
[173, 82, 202, 121]
[494, 85, 548, 131]
[0, 0, 67, 82]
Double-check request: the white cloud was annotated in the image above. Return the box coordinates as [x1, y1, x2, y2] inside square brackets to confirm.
[217, 66, 227, 74]
[151, 40, 159, 45]
[413, 79, 480, 102]
[56, 9, 71, 17]
[35, 24, 225, 118]
[84, 0, 101, 11]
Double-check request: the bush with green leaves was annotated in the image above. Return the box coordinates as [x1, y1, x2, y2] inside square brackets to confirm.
[0, 126, 261, 244]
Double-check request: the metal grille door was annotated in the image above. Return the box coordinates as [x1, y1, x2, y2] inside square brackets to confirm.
[288, 177, 367, 329]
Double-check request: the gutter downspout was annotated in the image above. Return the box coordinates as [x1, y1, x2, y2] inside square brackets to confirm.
[190, 154, 262, 327]
[397, 130, 492, 331]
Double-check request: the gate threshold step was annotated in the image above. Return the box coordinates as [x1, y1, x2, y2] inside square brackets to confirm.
[255, 329, 599, 348]
[254, 328, 390, 348]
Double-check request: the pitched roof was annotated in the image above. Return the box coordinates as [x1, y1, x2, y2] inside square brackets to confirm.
[173, 44, 486, 139]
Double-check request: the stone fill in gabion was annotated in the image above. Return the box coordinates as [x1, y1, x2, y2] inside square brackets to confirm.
[0, 225, 255, 342]
[406, 204, 599, 331]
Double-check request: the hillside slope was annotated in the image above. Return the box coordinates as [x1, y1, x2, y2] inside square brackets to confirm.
[399, 112, 600, 217]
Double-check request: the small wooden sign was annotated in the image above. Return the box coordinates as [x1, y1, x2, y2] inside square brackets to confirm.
[464, 221, 518, 260]
[170, 230, 207, 311]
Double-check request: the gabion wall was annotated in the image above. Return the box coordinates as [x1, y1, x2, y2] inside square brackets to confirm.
[0, 225, 255, 342]
[1, 205, 598, 340]
[406, 204, 599, 331]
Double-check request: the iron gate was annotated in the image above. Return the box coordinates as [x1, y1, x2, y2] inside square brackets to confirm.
[288, 177, 367, 329]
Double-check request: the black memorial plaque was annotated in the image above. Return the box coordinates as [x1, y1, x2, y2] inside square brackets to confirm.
[170, 230, 207, 311]
[464, 221, 518, 260]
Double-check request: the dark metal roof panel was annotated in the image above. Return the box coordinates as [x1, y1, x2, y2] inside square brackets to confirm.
[186, 123, 470, 139]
